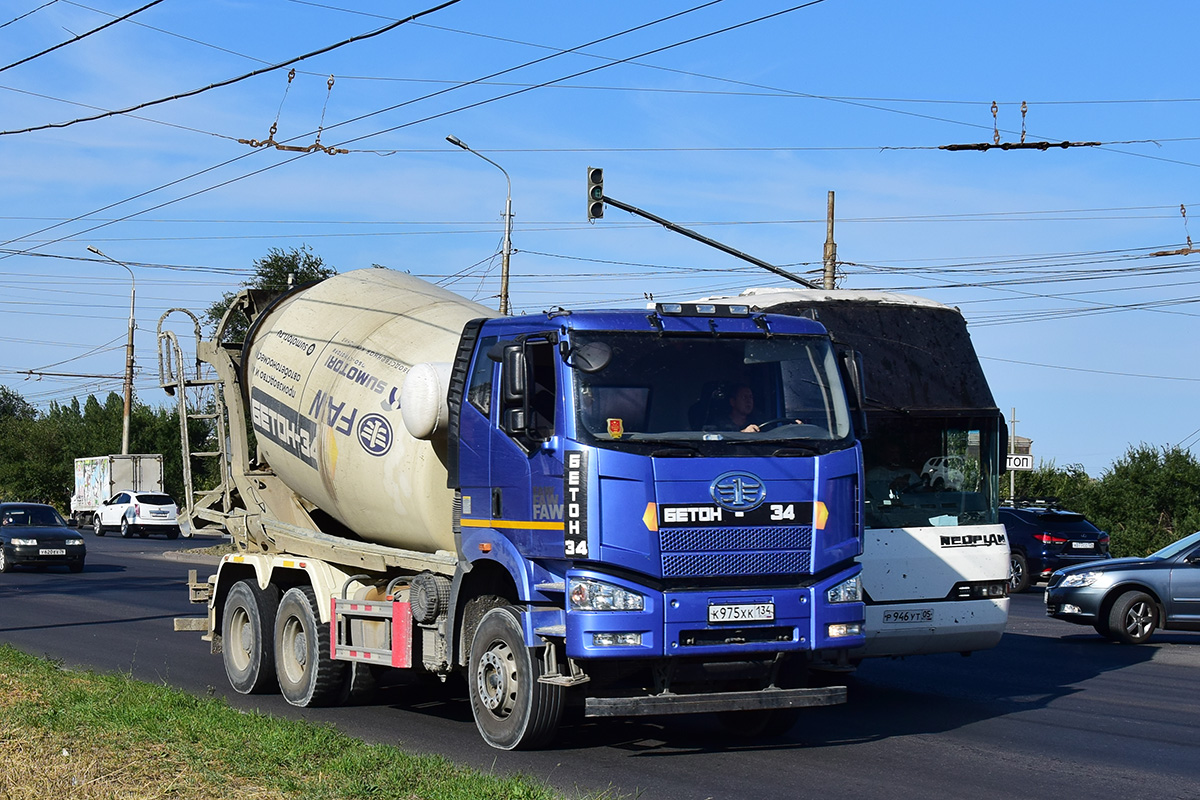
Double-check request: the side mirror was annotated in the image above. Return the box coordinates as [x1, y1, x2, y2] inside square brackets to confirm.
[502, 345, 527, 404]
[838, 349, 868, 438]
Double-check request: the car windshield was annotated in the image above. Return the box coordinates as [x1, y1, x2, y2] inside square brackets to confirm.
[1, 506, 65, 527]
[569, 331, 852, 450]
[1150, 530, 1200, 560]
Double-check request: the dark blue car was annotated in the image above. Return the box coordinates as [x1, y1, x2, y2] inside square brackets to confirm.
[0, 502, 86, 573]
[1000, 503, 1110, 592]
[1045, 530, 1200, 644]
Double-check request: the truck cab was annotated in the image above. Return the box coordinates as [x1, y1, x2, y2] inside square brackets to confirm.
[447, 303, 866, 743]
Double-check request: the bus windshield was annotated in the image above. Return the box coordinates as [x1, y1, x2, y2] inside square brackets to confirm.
[862, 415, 1002, 528]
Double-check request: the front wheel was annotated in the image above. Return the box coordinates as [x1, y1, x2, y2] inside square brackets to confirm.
[120, 519, 133, 538]
[1009, 551, 1030, 593]
[274, 586, 346, 707]
[468, 606, 564, 750]
[93, 515, 105, 537]
[1107, 591, 1158, 645]
[68, 560, 84, 573]
[223, 580, 281, 694]
[0, 546, 10, 573]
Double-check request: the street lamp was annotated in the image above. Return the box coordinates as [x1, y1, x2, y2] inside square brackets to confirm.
[446, 134, 513, 315]
[87, 246, 136, 455]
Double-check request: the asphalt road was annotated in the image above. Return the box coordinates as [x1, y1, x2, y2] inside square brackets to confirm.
[2, 533, 1199, 800]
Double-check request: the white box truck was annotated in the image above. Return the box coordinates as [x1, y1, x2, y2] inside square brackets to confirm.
[70, 454, 164, 527]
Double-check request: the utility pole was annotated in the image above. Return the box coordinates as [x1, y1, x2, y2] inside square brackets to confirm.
[823, 190, 837, 290]
[87, 246, 136, 455]
[1009, 406, 1018, 501]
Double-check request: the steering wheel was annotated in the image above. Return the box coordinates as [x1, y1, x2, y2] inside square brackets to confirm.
[756, 417, 800, 432]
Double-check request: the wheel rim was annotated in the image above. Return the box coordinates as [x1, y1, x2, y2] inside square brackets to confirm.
[1125, 601, 1154, 639]
[1009, 557, 1024, 589]
[476, 639, 517, 718]
[229, 607, 253, 672]
[280, 616, 308, 684]
[0, 548, 7, 570]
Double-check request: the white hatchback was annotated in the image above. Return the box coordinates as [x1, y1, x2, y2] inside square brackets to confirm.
[93, 491, 180, 539]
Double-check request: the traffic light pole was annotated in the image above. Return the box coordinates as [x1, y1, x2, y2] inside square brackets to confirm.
[596, 193, 820, 290]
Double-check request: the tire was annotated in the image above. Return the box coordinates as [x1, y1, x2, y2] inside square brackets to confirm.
[93, 515, 105, 537]
[274, 585, 346, 707]
[223, 580, 281, 694]
[1107, 591, 1158, 645]
[468, 605, 564, 750]
[0, 546, 10, 573]
[137, 529, 149, 538]
[120, 519, 133, 538]
[167, 527, 180, 540]
[68, 560, 84, 573]
[1009, 551, 1030, 593]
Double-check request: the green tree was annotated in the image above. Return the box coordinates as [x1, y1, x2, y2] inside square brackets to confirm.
[1089, 444, 1200, 557]
[1009, 461, 1096, 509]
[205, 245, 336, 341]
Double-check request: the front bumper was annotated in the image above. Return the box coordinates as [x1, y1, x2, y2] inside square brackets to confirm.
[6, 543, 86, 567]
[563, 567, 865, 659]
[1044, 584, 1107, 623]
[856, 597, 1008, 658]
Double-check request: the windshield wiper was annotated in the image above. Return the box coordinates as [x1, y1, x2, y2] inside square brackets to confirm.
[772, 446, 818, 457]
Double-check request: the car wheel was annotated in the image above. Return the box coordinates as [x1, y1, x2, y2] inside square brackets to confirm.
[120, 518, 133, 538]
[1107, 591, 1158, 645]
[0, 546, 10, 573]
[93, 515, 105, 536]
[274, 586, 346, 707]
[1008, 551, 1030, 593]
[223, 580, 281, 694]
[932, 477, 945, 491]
[468, 605, 564, 750]
[167, 527, 179, 540]
[68, 560, 84, 573]
[137, 529, 149, 538]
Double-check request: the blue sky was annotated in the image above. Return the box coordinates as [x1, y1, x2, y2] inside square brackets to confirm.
[2, 0, 1198, 477]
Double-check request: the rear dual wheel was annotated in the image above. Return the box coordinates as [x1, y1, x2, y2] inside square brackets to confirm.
[275, 586, 347, 707]
[222, 580, 281, 694]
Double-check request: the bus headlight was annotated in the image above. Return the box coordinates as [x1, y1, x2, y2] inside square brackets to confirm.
[826, 575, 862, 604]
[569, 578, 645, 611]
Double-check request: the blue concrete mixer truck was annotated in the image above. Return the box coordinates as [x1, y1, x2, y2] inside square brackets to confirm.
[168, 267, 866, 749]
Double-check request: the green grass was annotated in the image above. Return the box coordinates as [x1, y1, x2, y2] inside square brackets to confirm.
[0, 644, 572, 800]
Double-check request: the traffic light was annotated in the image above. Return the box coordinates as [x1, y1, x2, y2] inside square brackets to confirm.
[586, 166, 604, 220]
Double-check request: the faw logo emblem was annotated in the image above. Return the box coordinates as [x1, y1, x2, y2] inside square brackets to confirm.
[357, 413, 393, 456]
[710, 471, 766, 512]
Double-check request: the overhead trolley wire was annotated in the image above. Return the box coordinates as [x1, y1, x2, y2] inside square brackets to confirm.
[0, 0, 164, 75]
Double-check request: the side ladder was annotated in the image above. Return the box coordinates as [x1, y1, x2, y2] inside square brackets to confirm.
[157, 309, 231, 536]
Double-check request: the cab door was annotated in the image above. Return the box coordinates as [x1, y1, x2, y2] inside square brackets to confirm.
[490, 336, 566, 560]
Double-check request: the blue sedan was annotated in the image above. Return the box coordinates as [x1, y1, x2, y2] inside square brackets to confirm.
[1044, 530, 1200, 644]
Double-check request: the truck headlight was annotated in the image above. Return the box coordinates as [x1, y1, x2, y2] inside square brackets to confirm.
[10, 538, 37, 546]
[826, 575, 861, 604]
[568, 578, 644, 611]
[1061, 571, 1105, 588]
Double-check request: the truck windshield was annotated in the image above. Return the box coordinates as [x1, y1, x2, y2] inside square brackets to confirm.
[569, 331, 852, 448]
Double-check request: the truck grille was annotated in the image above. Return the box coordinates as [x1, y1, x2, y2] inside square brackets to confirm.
[659, 526, 813, 578]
